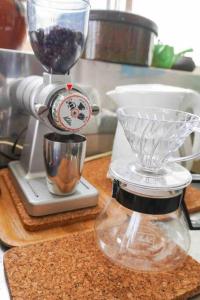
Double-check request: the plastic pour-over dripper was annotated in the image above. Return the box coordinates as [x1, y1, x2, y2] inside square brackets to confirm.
[109, 106, 200, 191]
[27, 0, 90, 74]
[117, 106, 200, 173]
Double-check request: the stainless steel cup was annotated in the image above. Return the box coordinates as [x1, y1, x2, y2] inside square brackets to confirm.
[43, 133, 86, 195]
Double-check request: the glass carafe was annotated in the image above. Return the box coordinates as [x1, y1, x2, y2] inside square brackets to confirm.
[95, 180, 191, 272]
[27, 0, 90, 74]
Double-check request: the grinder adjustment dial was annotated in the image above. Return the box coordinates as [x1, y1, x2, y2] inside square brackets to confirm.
[51, 89, 92, 132]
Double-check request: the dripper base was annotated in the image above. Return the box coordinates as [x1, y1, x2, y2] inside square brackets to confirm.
[110, 158, 192, 191]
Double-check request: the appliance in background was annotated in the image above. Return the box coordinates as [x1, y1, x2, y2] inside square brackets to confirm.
[83, 10, 158, 66]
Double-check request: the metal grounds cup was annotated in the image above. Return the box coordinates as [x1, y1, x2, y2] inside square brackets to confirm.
[43, 133, 86, 195]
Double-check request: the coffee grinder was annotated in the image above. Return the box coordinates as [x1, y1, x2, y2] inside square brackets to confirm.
[9, 0, 99, 216]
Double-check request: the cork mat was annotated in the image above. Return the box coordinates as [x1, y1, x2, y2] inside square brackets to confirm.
[0, 157, 111, 233]
[185, 186, 200, 213]
[4, 231, 200, 300]
[2, 169, 101, 232]
[0, 163, 110, 247]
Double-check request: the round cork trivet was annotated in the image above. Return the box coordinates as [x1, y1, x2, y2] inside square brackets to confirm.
[0, 169, 101, 232]
[0, 156, 112, 232]
[4, 230, 200, 300]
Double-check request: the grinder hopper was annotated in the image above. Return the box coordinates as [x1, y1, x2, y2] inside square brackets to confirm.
[28, 0, 90, 74]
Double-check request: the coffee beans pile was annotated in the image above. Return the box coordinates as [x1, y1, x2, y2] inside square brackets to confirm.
[29, 26, 84, 74]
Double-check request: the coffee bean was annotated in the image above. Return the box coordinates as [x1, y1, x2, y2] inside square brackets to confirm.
[29, 26, 84, 74]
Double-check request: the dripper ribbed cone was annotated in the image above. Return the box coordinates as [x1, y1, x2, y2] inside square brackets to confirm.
[117, 106, 200, 173]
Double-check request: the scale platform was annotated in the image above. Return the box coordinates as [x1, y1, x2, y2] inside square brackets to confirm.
[9, 161, 99, 217]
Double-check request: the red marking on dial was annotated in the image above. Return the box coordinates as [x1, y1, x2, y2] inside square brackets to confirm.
[66, 83, 73, 90]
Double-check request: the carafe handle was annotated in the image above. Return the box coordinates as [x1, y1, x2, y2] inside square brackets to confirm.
[170, 126, 200, 163]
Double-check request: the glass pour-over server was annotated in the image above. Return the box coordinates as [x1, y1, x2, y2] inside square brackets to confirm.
[95, 106, 200, 272]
